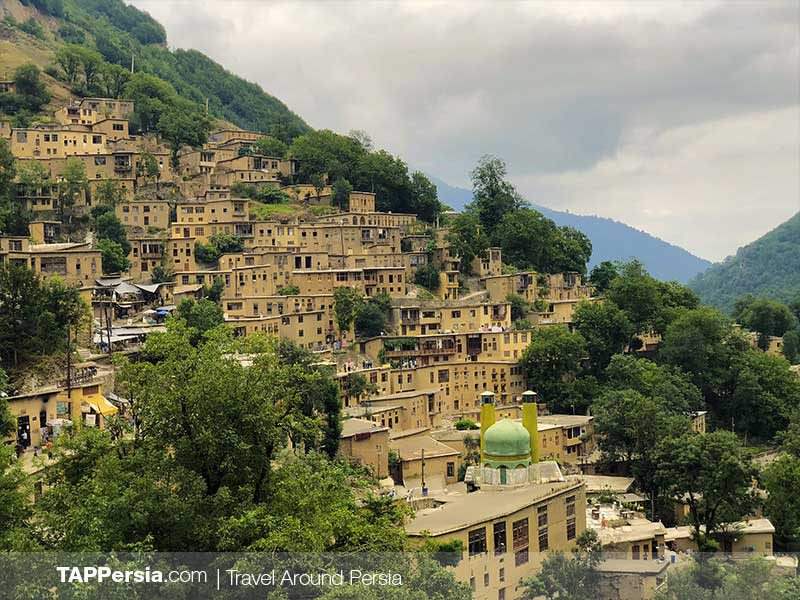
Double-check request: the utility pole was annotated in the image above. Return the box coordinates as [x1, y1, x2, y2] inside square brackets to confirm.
[66, 324, 72, 399]
[421, 448, 427, 496]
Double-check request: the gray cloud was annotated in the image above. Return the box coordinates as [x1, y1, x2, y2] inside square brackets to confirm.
[131, 0, 799, 261]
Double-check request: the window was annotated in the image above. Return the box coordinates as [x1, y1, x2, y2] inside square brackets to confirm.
[538, 505, 548, 527]
[493, 521, 507, 555]
[498, 568, 505, 583]
[512, 517, 529, 551]
[632, 545, 640, 560]
[538, 527, 549, 551]
[483, 573, 489, 587]
[468, 527, 487, 556]
[499, 589, 505, 600]
[446, 462, 455, 478]
[514, 547, 528, 566]
[566, 495, 576, 517]
[567, 518, 576, 541]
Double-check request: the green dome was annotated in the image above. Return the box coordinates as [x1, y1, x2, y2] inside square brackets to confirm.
[484, 419, 531, 457]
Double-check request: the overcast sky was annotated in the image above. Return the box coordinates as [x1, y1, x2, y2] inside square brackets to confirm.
[131, 0, 799, 261]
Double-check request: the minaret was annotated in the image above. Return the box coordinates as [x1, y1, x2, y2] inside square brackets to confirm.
[522, 390, 539, 463]
[479, 391, 496, 461]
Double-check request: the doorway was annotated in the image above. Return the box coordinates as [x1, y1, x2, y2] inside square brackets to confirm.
[17, 415, 31, 448]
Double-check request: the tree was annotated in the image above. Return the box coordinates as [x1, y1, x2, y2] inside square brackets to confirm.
[97, 239, 130, 274]
[354, 302, 387, 339]
[55, 45, 82, 86]
[520, 326, 587, 412]
[0, 264, 86, 368]
[734, 296, 797, 350]
[309, 173, 326, 202]
[157, 108, 212, 168]
[56, 157, 87, 222]
[150, 262, 174, 283]
[573, 300, 634, 376]
[763, 455, 800, 550]
[277, 285, 300, 296]
[593, 389, 690, 517]
[94, 180, 124, 207]
[95, 211, 131, 255]
[604, 354, 703, 414]
[409, 171, 441, 223]
[658, 306, 735, 401]
[783, 329, 800, 364]
[0, 444, 29, 549]
[606, 260, 664, 335]
[333, 287, 363, 337]
[468, 155, 522, 234]
[253, 136, 288, 158]
[138, 150, 160, 190]
[520, 529, 602, 600]
[99, 63, 131, 99]
[12, 64, 50, 112]
[353, 149, 413, 213]
[507, 293, 530, 323]
[414, 263, 441, 292]
[720, 349, 800, 441]
[77, 47, 103, 92]
[492, 207, 591, 274]
[331, 177, 353, 211]
[174, 299, 224, 344]
[656, 431, 757, 550]
[589, 261, 619, 294]
[446, 212, 489, 274]
[289, 129, 365, 183]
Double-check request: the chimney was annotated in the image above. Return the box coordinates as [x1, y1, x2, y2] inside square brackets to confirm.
[522, 390, 539, 462]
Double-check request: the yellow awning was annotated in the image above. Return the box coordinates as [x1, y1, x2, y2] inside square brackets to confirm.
[93, 396, 119, 417]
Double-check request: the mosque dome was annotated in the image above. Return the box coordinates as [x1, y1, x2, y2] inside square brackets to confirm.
[483, 419, 531, 458]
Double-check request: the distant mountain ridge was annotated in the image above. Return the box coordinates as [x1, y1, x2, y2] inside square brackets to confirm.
[430, 175, 712, 283]
[689, 212, 800, 313]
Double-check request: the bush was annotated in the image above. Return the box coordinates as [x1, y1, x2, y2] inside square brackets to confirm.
[278, 285, 300, 296]
[454, 418, 479, 431]
[414, 263, 440, 292]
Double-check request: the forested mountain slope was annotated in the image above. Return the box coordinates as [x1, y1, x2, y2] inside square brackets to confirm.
[430, 175, 712, 283]
[1, 0, 309, 140]
[689, 212, 800, 313]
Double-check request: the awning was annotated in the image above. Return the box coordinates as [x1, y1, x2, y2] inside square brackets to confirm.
[86, 396, 119, 417]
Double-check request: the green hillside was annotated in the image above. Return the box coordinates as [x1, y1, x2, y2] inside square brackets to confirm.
[3, 0, 309, 141]
[689, 212, 800, 313]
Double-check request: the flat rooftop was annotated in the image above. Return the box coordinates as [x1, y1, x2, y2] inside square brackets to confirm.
[406, 479, 583, 536]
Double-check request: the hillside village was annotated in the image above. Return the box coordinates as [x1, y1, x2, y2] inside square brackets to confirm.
[0, 2, 799, 600]
[2, 90, 798, 599]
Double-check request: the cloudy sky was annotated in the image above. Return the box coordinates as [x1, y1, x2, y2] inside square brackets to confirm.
[131, 0, 799, 261]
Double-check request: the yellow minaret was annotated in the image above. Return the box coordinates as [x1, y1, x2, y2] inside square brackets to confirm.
[522, 390, 540, 463]
[479, 391, 496, 460]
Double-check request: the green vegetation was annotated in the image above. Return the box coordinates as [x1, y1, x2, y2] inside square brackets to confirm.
[0, 64, 51, 116]
[96, 238, 129, 273]
[414, 263, 441, 292]
[27, 0, 309, 141]
[288, 130, 443, 221]
[451, 156, 592, 275]
[277, 284, 300, 296]
[194, 232, 244, 266]
[520, 529, 601, 600]
[654, 556, 799, 599]
[0, 263, 86, 370]
[231, 182, 291, 204]
[690, 212, 800, 312]
[454, 418, 479, 431]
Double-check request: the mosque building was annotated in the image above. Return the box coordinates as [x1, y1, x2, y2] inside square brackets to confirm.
[405, 390, 587, 600]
